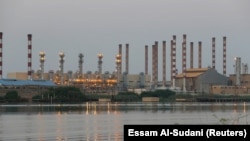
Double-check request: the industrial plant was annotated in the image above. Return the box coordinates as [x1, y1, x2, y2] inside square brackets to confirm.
[0, 32, 250, 99]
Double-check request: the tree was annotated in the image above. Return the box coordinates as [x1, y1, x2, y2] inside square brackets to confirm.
[4, 90, 21, 102]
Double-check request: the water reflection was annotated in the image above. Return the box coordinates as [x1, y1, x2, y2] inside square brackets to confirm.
[0, 102, 249, 114]
[0, 102, 249, 141]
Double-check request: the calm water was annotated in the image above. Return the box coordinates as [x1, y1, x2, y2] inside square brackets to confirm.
[0, 102, 249, 141]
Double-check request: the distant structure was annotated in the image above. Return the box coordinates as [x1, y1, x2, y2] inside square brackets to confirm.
[3, 32, 236, 94]
[118, 44, 122, 74]
[190, 42, 194, 69]
[235, 57, 241, 85]
[223, 36, 227, 75]
[0, 32, 2, 79]
[145, 45, 148, 75]
[125, 43, 129, 74]
[171, 35, 177, 88]
[116, 53, 122, 87]
[198, 41, 202, 68]
[162, 40, 166, 87]
[78, 53, 84, 78]
[59, 51, 65, 85]
[182, 34, 187, 92]
[27, 34, 32, 80]
[152, 41, 158, 88]
[39, 51, 45, 80]
[97, 53, 103, 75]
[242, 63, 248, 74]
[212, 37, 216, 69]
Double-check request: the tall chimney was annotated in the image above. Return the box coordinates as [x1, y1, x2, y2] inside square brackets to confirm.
[212, 37, 216, 69]
[235, 57, 241, 85]
[190, 42, 194, 69]
[171, 35, 177, 88]
[154, 41, 158, 87]
[182, 34, 187, 92]
[182, 34, 187, 73]
[152, 44, 155, 87]
[223, 36, 227, 75]
[0, 32, 2, 79]
[118, 44, 122, 74]
[162, 40, 166, 87]
[198, 41, 202, 68]
[125, 43, 129, 74]
[27, 34, 32, 80]
[145, 45, 148, 75]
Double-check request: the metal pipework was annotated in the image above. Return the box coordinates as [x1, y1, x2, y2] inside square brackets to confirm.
[39, 51, 45, 80]
[97, 53, 103, 75]
[59, 51, 65, 85]
[78, 53, 84, 78]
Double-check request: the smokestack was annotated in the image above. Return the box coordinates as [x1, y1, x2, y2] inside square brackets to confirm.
[154, 41, 158, 87]
[78, 53, 84, 78]
[198, 41, 202, 68]
[173, 36, 176, 88]
[0, 32, 2, 79]
[125, 43, 129, 74]
[182, 34, 187, 92]
[223, 36, 227, 75]
[190, 42, 194, 69]
[152, 44, 154, 86]
[212, 37, 216, 69]
[145, 45, 148, 75]
[162, 40, 166, 87]
[171, 35, 177, 88]
[235, 57, 241, 85]
[182, 34, 187, 73]
[118, 44, 122, 74]
[27, 34, 32, 80]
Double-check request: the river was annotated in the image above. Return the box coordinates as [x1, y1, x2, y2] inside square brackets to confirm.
[0, 102, 249, 141]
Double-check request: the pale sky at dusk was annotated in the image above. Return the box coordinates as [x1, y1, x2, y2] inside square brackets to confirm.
[1, 0, 250, 80]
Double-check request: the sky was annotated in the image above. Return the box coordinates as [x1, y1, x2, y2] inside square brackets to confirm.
[0, 0, 250, 80]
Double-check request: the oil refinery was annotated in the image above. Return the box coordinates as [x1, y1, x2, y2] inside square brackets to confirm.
[1, 32, 250, 96]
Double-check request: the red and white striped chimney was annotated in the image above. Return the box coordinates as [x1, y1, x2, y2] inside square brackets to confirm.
[27, 34, 32, 80]
[162, 40, 166, 87]
[223, 36, 226, 75]
[0, 32, 2, 79]
[171, 35, 177, 88]
[182, 34, 187, 92]
[212, 37, 216, 69]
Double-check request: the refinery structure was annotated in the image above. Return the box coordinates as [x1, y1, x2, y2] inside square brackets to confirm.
[1, 32, 250, 95]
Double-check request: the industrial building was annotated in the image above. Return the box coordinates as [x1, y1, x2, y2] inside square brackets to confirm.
[175, 67, 229, 94]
